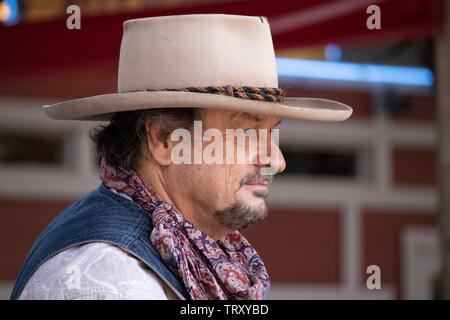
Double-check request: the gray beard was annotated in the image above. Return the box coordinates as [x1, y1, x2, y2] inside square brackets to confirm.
[214, 189, 269, 231]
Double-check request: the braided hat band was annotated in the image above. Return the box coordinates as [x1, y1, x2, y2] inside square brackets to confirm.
[144, 86, 284, 103]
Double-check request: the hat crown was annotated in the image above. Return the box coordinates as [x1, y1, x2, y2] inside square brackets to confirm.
[118, 14, 279, 93]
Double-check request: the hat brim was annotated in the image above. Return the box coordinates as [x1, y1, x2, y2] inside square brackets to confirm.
[43, 90, 352, 122]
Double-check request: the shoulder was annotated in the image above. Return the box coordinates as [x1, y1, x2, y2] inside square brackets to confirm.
[18, 242, 179, 300]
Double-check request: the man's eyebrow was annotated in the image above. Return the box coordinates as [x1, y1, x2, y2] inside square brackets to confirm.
[242, 112, 262, 122]
[238, 112, 282, 127]
[242, 112, 281, 127]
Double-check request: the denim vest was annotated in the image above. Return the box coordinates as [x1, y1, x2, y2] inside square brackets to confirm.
[9, 184, 190, 300]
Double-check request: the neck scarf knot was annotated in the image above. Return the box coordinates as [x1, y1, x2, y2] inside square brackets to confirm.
[100, 159, 270, 300]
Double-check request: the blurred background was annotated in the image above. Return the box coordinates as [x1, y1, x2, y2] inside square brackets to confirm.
[0, 0, 447, 300]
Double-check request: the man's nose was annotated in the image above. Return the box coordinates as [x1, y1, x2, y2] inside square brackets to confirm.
[272, 143, 286, 174]
[255, 134, 286, 175]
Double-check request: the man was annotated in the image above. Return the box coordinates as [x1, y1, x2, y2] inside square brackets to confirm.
[10, 14, 352, 300]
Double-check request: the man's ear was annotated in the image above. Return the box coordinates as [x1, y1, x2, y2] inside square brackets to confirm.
[145, 122, 173, 166]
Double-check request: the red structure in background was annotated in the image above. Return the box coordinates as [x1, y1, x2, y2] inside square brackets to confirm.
[0, 0, 444, 78]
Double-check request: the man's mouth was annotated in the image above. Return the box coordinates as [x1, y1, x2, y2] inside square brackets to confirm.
[245, 181, 269, 187]
[240, 173, 273, 189]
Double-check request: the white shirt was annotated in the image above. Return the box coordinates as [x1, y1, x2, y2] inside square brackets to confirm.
[18, 189, 182, 300]
[18, 242, 181, 300]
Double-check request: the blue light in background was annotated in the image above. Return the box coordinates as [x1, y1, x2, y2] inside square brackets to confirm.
[324, 44, 342, 61]
[276, 57, 434, 87]
[1, 0, 20, 26]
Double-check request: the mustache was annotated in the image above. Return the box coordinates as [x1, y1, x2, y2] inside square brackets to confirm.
[240, 171, 274, 187]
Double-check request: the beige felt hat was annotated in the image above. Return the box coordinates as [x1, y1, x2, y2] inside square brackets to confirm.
[43, 14, 353, 121]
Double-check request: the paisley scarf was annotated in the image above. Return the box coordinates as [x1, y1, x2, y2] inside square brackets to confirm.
[100, 159, 270, 300]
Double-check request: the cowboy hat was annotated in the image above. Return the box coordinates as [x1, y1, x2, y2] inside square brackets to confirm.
[43, 14, 352, 121]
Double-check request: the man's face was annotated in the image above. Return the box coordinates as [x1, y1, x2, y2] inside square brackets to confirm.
[165, 109, 286, 237]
